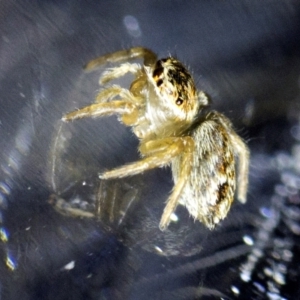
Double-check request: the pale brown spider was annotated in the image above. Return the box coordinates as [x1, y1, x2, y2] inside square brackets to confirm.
[63, 47, 249, 231]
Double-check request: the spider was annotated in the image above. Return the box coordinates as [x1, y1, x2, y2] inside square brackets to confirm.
[63, 47, 249, 231]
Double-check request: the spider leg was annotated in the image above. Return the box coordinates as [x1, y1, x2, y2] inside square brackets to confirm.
[100, 137, 193, 179]
[100, 137, 194, 231]
[62, 100, 136, 122]
[159, 143, 193, 230]
[100, 63, 141, 85]
[84, 47, 157, 71]
[231, 133, 249, 203]
[95, 85, 138, 103]
[99, 143, 176, 179]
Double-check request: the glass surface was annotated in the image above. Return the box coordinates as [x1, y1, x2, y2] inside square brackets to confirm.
[0, 1, 300, 299]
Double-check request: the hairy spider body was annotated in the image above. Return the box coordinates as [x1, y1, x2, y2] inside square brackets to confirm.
[63, 47, 249, 230]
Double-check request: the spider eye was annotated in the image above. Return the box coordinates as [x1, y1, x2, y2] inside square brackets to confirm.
[176, 98, 184, 106]
[153, 67, 163, 78]
[157, 79, 163, 87]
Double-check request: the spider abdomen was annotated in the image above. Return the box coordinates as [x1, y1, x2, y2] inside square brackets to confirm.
[172, 111, 236, 229]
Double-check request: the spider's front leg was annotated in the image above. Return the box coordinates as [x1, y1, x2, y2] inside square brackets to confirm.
[84, 47, 157, 72]
[63, 64, 146, 123]
[62, 100, 138, 123]
[100, 136, 194, 231]
[62, 83, 143, 125]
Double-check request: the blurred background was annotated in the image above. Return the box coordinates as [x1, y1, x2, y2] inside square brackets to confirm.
[0, 1, 300, 299]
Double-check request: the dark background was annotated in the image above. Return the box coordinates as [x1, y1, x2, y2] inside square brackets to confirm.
[0, 1, 300, 299]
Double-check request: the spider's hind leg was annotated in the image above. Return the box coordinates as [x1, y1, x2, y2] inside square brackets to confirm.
[231, 133, 249, 203]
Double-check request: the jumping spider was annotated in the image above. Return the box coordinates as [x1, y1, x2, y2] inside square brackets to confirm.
[63, 47, 249, 231]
